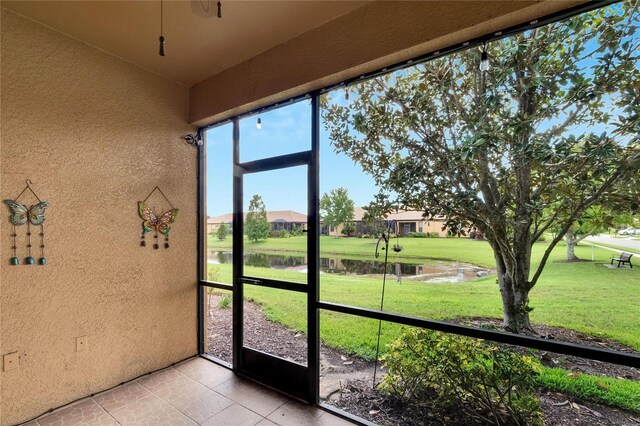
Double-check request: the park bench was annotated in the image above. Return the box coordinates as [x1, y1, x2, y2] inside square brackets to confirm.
[610, 252, 633, 268]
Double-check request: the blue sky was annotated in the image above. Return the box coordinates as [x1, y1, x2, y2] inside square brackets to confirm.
[205, 96, 378, 217]
[205, 2, 637, 218]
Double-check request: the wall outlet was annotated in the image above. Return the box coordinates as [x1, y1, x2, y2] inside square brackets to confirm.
[3, 352, 19, 371]
[76, 336, 87, 352]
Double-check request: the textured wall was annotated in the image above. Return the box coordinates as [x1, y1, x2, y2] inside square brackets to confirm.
[0, 9, 196, 425]
[189, 0, 584, 126]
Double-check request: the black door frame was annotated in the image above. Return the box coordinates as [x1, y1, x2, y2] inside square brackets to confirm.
[229, 94, 320, 401]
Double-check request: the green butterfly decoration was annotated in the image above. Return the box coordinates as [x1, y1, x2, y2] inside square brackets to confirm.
[4, 180, 49, 266]
[4, 200, 49, 226]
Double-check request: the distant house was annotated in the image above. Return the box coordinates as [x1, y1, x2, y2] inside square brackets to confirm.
[389, 209, 447, 237]
[322, 207, 448, 237]
[207, 210, 307, 234]
[208, 208, 447, 237]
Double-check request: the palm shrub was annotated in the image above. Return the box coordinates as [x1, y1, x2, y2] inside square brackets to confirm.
[379, 327, 542, 425]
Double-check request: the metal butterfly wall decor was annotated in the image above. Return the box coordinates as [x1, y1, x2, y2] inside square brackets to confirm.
[3, 180, 49, 266]
[138, 186, 178, 249]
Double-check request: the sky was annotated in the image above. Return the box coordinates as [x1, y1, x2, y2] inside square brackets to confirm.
[205, 97, 379, 218]
[205, 1, 637, 219]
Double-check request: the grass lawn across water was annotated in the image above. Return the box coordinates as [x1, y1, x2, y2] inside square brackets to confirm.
[208, 235, 640, 412]
[208, 235, 640, 355]
[209, 237, 640, 352]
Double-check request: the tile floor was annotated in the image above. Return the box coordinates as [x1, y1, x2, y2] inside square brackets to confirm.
[25, 357, 355, 426]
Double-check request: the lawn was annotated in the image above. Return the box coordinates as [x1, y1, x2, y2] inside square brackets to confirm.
[209, 234, 498, 266]
[208, 236, 640, 355]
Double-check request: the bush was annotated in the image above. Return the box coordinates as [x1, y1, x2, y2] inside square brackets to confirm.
[407, 231, 428, 238]
[271, 229, 291, 238]
[379, 328, 542, 426]
[207, 266, 220, 282]
[218, 293, 232, 309]
[290, 226, 304, 237]
[341, 222, 356, 236]
[217, 223, 229, 241]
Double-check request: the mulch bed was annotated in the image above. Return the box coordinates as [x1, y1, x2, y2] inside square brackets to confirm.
[206, 294, 640, 425]
[336, 381, 640, 426]
[454, 318, 639, 382]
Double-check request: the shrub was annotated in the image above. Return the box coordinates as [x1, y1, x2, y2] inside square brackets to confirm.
[271, 229, 291, 238]
[207, 266, 220, 282]
[290, 226, 304, 237]
[429, 232, 440, 238]
[218, 293, 232, 309]
[407, 231, 428, 238]
[217, 223, 229, 241]
[341, 222, 356, 236]
[379, 328, 542, 426]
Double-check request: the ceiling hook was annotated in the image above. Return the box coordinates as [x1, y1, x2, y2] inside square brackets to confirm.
[26, 179, 33, 187]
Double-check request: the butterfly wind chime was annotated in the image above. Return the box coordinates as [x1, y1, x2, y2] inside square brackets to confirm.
[138, 186, 178, 249]
[4, 180, 49, 266]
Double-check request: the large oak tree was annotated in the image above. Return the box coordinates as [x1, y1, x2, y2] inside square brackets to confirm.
[323, 2, 640, 333]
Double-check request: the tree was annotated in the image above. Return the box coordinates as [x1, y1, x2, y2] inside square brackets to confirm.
[362, 192, 394, 237]
[341, 222, 356, 236]
[245, 194, 270, 242]
[560, 206, 611, 261]
[323, 2, 639, 333]
[560, 178, 640, 261]
[217, 223, 229, 241]
[320, 187, 355, 237]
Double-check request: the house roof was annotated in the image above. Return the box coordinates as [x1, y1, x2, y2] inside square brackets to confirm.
[208, 210, 307, 224]
[354, 207, 443, 222]
[208, 208, 443, 224]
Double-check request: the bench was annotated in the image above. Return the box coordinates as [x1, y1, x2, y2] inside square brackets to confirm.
[611, 252, 633, 268]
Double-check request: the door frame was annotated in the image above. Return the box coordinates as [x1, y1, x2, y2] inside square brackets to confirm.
[229, 94, 320, 402]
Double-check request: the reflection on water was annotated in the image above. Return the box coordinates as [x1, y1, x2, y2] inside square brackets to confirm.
[208, 251, 491, 283]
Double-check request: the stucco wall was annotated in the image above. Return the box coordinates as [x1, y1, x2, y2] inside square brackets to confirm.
[0, 9, 196, 425]
[189, 0, 584, 126]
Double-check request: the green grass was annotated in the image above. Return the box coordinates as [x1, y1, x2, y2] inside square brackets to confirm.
[209, 235, 498, 266]
[208, 236, 640, 411]
[538, 367, 640, 413]
[209, 236, 640, 351]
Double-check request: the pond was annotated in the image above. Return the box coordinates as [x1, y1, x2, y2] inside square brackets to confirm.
[207, 251, 491, 283]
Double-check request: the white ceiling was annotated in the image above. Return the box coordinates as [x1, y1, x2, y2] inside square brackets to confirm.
[2, 1, 368, 86]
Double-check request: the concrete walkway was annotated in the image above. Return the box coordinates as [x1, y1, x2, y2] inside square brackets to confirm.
[584, 235, 640, 252]
[582, 240, 640, 257]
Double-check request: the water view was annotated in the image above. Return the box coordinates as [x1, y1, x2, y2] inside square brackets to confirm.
[207, 251, 491, 283]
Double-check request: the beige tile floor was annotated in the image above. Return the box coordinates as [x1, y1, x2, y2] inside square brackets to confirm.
[25, 357, 355, 426]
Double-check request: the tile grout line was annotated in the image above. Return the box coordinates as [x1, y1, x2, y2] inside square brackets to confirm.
[120, 386, 198, 425]
[137, 366, 231, 425]
[173, 362, 236, 392]
[97, 381, 152, 418]
[240, 397, 287, 420]
[91, 397, 123, 425]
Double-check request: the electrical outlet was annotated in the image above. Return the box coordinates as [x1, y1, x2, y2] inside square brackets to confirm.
[3, 352, 19, 371]
[76, 336, 87, 352]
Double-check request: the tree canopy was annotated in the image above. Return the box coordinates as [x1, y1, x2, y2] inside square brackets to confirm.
[217, 222, 229, 241]
[323, 1, 640, 332]
[320, 187, 355, 236]
[245, 194, 270, 242]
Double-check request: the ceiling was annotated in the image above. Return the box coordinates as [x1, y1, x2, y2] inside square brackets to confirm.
[2, 1, 368, 86]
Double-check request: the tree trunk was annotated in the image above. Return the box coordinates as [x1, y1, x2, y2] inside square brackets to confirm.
[488, 231, 533, 334]
[565, 229, 579, 262]
[496, 263, 532, 333]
